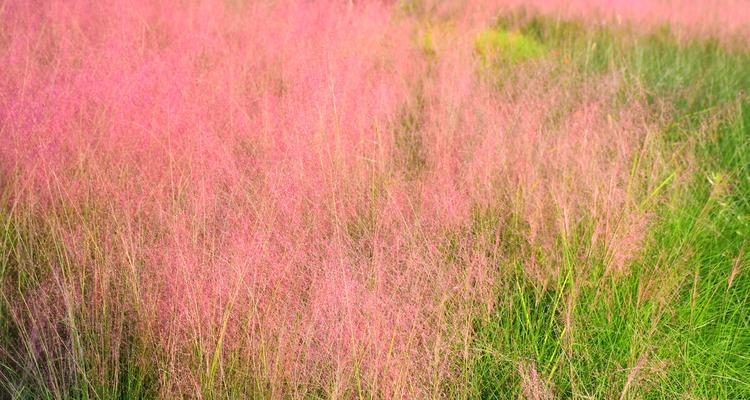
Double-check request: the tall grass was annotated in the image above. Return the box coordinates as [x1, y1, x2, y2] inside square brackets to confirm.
[0, 0, 748, 398]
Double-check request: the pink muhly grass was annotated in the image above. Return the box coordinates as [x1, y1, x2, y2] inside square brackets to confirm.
[1, 0, 662, 397]
[518, 361, 553, 400]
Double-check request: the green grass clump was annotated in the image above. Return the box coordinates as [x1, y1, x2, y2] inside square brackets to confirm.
[475, 28, 546, 65]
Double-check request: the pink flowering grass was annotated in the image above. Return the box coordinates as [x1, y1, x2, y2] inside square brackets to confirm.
[1, 0, 746, 398]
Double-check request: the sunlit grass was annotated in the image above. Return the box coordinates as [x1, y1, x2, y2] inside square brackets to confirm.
[1, 1, 748, 398]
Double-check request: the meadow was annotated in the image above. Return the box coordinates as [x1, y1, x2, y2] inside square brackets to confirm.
[0, 0, 748, 398]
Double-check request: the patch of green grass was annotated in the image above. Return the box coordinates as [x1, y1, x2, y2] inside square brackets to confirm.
[469, 13, 750, 399]
[475, 28, 546, 65]
[418, 26, 437, 57]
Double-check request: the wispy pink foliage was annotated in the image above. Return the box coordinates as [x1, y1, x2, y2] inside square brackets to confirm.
[1, 0, 659, 396]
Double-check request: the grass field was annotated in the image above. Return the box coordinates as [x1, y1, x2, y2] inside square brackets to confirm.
[1, 1, 748, 398]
